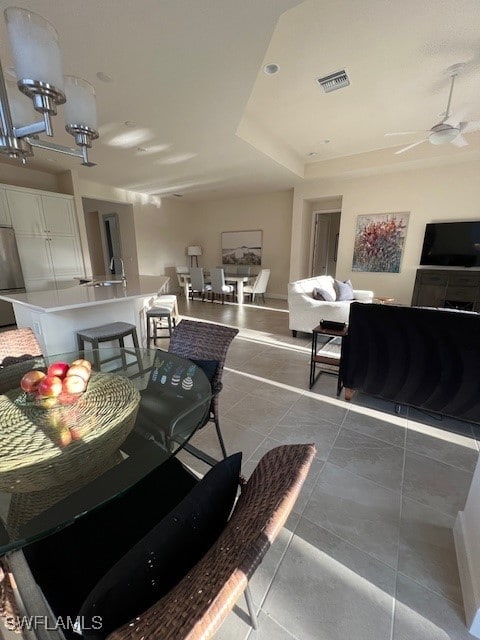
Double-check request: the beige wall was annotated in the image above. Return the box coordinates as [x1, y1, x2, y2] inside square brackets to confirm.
[190, 190, 293, 297]
[75, 175, 197, 292]
[291, 159, 480, 304]
[82, 198, 139, 278]
[0, 161, 60, 192]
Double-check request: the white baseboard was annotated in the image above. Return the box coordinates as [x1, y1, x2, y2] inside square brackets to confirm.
[454, 510, 480, 638]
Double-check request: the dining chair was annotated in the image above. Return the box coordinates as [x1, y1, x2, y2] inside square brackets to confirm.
[165, 319, 238, 465]
[236, 265, 251, 277]
[106, 443, 316, 640]
[0, 327, 42, 364]
[244, 268, 271, 303]
[0, 327, 43, 393]
[209, 267, 235, 304]
[175, 265, 190, 296]
[189, 267, 211, 301]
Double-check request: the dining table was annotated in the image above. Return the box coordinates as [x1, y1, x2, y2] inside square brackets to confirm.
[179, 271, 250, 303]
[0, 348, 212, 553]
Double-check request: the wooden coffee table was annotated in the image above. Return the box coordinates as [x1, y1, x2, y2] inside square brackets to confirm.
[309, 323, 348, 395]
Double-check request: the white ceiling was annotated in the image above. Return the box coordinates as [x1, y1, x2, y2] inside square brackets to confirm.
[0, 0, 479, 201]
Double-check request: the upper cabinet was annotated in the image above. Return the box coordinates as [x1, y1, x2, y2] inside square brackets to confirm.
[6, 189, 76, 236]
[1, 184, 85, 289]
[6, 190, 44, 235]
[0, 189, 11, 226]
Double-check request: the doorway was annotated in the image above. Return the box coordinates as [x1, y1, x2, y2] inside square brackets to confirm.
[102, 213, 122, 274]
[311, 211, 341, 277]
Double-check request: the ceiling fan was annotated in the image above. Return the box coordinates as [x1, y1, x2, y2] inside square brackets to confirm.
[385, 63, 480, 155]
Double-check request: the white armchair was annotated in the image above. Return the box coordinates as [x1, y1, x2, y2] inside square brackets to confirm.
[288, 275, 373, 336]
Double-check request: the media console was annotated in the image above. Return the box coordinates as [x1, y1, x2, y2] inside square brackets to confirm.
[411, 268, 480, 311]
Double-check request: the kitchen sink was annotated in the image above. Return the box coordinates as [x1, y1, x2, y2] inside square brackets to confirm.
[83, 280, 124, 287]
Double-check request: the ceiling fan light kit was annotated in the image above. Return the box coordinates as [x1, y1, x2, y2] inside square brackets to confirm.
[387, 63, 479, 155]
[0, 7, 99, 166]
[428, 123, 460, 145]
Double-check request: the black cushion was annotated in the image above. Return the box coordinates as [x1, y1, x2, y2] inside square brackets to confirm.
[190, 358, 219, 382]
[79, 452, 242, 639]
[23, 456, 200, 636]
[0, 354, 37, 367]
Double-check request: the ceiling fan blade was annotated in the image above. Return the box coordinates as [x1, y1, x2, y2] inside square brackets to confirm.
[385, 131, 426, 137]
[394, 139, 427, 155]
[460, 121, 480, 133]
[451, 134, 469, 148]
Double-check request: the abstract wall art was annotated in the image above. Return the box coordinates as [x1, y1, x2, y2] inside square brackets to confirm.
[352, 212, 409, 273]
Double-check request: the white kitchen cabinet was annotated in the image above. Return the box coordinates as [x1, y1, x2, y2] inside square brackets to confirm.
[16, 233, 83, 288]
[7, 189, 77, 237]
[0, 189, 11, 226]
[5, 190, 44, 235]
[3, 184, 85, 290]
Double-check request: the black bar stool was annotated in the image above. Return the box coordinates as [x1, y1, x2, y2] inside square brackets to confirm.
[76, 322, 144, 373]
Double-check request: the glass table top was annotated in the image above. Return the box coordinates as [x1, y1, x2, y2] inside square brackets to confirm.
[0, 348, 211, 555]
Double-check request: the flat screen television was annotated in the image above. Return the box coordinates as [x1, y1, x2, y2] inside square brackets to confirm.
[420, 221, 480, 267]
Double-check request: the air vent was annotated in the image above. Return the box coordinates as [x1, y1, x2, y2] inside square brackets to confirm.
[316, 70, 350, 93]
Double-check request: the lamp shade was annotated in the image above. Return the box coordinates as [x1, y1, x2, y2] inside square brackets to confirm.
[64, 76, 98, 130]
[5, 7, 64, 91]
[187, 246, 202, 256]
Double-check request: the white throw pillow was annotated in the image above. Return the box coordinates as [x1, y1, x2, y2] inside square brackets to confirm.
[314, 276, 336, 301]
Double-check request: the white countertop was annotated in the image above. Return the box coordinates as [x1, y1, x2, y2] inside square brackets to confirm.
[0, 276, 169, 313]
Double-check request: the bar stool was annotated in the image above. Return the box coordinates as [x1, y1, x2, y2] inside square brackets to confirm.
[146, 296, 177, 346]
[76, 322, 144, 373]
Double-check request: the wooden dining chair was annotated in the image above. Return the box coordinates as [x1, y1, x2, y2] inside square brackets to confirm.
[106, 443, 316, 640]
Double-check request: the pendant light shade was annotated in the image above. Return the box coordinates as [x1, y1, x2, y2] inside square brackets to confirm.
[4, 7, 64, 92]
[0, 6, 99, 165]
[64, 76, 98, 130]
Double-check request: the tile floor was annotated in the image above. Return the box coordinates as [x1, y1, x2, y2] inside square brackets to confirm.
[174, 295, 479, 640]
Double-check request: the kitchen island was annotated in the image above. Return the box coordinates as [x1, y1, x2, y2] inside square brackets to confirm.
[0, 276, 169, 356]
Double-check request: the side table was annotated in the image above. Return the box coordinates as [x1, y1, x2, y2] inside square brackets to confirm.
[374, 296, 395, 304]
[309, 324, 348, 395]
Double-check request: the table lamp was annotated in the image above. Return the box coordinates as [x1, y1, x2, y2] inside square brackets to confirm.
[187, 245, 202, 267]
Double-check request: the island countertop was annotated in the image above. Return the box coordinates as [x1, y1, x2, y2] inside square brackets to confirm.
[0, 276, 169, 313]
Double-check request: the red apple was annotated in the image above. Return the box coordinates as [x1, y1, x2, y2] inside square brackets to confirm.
[62, 374, 87, 395]
[47, 361, 70, 380]
[56, 427, 73, 447]
[66, 364, 91, 383]
[37, 375, 63, 398]
[71, 359, 92, 371]
[20, 370, 46, 393]
[36, 396, 58, 408]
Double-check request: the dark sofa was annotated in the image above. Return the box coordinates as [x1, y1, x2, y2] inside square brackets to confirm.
[339, 302, 480, 424]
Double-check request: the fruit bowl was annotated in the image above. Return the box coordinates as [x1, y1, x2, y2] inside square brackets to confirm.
[16, 359, 93, 410]
[14, 389, 85, 410]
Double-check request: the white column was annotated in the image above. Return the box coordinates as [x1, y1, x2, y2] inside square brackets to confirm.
[454, 456, 480, 638]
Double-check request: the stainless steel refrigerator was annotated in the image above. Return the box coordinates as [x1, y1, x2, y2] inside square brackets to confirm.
[0, 226, 25, 327]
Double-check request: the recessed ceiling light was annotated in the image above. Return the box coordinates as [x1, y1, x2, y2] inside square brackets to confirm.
[306, 151, 318, 157]
[137, 147, 147, 152]
[96, 71, 113, 83]
[323, 139, 330, 144]
[263, 63, 280, 75]
[124, 121, 137, 128]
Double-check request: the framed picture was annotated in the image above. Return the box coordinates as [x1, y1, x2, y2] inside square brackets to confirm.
[352, 212, 409, 273]
[221, 230, 262, 266]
